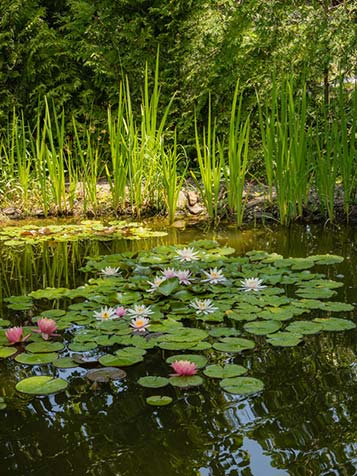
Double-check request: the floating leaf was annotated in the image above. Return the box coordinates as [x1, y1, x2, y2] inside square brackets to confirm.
[166, 354, 207, 368]
[86, 367, 126, 382]
[208, 327, 240, 337]
[15, 376, 68, 395]
[0, 346, 17, 358]
[99, 347, 145, 367]
[267, 332, 303, 347]
[15, 352, 58, 365]
[26, 342, 64, 353]
[146, 395, 173, 406]
[0, 319, 11, 327]
[286, 321, 323, 335]
[203, 364, 247, 379]
[313, 318, 356, 332]
[169, 375, 203, 387]
[40, 309, 66, 318]
[310, 254, 344, 265]
[68, 342, 97, 352]
[138, 376, 169, 388]
[213, 338, 255, 353]
[53, 357, 79, 368]
[244, 320, 282, 335]
[219, 377, 264, 394]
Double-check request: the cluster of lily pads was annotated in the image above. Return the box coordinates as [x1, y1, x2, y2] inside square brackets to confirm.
[0, 240, 356, 406]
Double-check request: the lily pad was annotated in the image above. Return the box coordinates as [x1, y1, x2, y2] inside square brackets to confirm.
[208, 327, 240, 337]
[0, 346, 17, 358]
[146, 395, 173, 406]
[53, 357, 79, 368]
[286, 321, 323, 335]
[166, 354, 208, 368]
[15, 376, 68, 395]
[26, 342, 64, 353]
[219, 377, 264, 394]
[15, 352, 58, 365]
[203, 364, 247, 379]
[137, 376, 169, 388]
[266, 332, 303, 347]
[86, 367, 127, 382]
[313, 318, 356, 332]
[213, 338, 255, 353]
[99, 347, 145, 367]
[169, 375, 203, 387]
[68, 342, 98, 352]
[244, 320, 282, 335]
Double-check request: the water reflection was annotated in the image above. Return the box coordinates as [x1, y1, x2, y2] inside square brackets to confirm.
[0, 223, 356, 475]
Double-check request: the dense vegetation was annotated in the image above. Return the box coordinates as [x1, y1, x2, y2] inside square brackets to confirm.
[0, 0, 356, 223]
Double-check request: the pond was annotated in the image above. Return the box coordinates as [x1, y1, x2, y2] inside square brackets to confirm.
[0, 222, 356, 476]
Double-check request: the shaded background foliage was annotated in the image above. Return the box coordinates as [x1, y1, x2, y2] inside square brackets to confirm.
[0, 0, 356, 147]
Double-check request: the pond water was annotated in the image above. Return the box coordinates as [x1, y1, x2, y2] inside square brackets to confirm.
[0, 223, 356, 476]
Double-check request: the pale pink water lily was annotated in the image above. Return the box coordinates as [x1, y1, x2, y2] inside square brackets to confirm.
[161, 267, 177, 279]
[175, 247, 199, 262]
[190, 298, 218, 315]
[240, 277, 266, 292]
[130, 317, 150, 333]
[5, 327, 31, 345]
[201, 267, 226, 285]
[147, 276, 167, 293]
[94, 306, 117, 321]
[115, 306, 127, 317]
[127, 304, 154, 318]
[34, 318, 59, 340]
[170, 360, 198, 377]
[100, 266, 121, 277]
[175, 270, 193, 285]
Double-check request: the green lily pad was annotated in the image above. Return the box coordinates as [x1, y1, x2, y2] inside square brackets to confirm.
[244, 320, 282, 335]
[320, 302, 354, 312]
[138, 376, 169, 388]
[53, 357, 79, 368]
[166, 354, 207, 368]
[313, 318, 356, 332]
[86, 367, 127, 382]
[15, 376, 68, 395]
[213, 338, 255, 353]
[0, 319, 11, 327]
[286, 321, 323, 335]
[266, 332, 303, 347]
[208, 327, 240, 337]
[26, 342, 64, 353]
[0, 346, 17, 358]
[99, 347, 145, 367]
[310, 254, 344, 265]
[160, 328, 208, 343]
[203, 364, 247, 379]
[68, 342, 98, 352]
[146, 395, 173, 406]
[15, 352, 58, 365]
[219, 377, 264, 394]
[169, 375, 203, 387]
[40, 309, 66, 318]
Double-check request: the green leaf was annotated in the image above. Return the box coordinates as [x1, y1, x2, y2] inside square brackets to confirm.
[86, 368, 126, 382]
[26, 342, 64, 353]
[68, 342, 98, 352]
[286, 321, 322, 335]
[266, 332, 302, 347]
[219, 377, 264, 394]
[138, 376, 169, 388]
[208, 327, 240, 337]
[244, 320, 282, 335]
[15, 352, 58, 365]
[213, 337, 255, 353]
[169, 375, 203, 387]
[15, 376, 68, 395]
[146, 395, 173, 406]
[53, 357, 79, 368]
[203, 364, 247, 379]
[0, 346, 17, 358]
[313, 318, 356, 332]
[156, 279, 180, 296]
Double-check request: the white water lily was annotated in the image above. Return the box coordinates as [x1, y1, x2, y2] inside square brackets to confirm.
[147, 276, 166, 293]
[240, 277, 266, 292]
[175, 247, 199, 262]
[100, 266, 121, 277]
[94, 306, 117, 321]
[161, 267, 177, 279]
[176, 270, 193, 285]
[130, 317, 150, 333]
[190, 298, 218, 315]
[201, 267, 226, 285]
[127, 304, 154, 318]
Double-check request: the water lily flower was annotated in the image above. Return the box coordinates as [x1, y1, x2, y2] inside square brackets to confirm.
[240, 277, 266, 292]
[176, 270, 193, 285]
[34, 318, 59, 340]
[147, 276, 166, 293]
[161, 268, 177, 279]
[170, 360, 198, 377]
[201, 267, 226, 285]
[190, 298, 218, 315]
[127, 304, 154, 318]
[175, 247, 199, 262]
[94, 306, 117, 321]
[100, 266, 121, 277]
[115, 306, 127, 317]
[5, 327, 30, 345]
[130, 317, 150, 333]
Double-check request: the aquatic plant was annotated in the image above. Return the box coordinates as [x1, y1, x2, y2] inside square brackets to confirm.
[201, 267, 226, 285]
[94, 307, 117, 321]
[175, 247, 200, 262]
[240, 277, 266, 292]
[34, 318, 59, 340]
[5, 326, 30, 345]
[130, 317, 150, 333]
[170, 360, 198, 377]
[190, 298, 218, 315]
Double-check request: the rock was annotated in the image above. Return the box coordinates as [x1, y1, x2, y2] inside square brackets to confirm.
[187, 203, 205, 215]
[176, 191, 187, 209]
[187, 191, 198, 206]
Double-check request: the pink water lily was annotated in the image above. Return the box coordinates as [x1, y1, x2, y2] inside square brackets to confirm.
[34, 318, 59, 340]
[170, 360, 198, 377]
[5, 327, 31, 345]
[115, 306, 127, 317]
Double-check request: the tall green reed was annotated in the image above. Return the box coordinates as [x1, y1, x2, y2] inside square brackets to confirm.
[191, 95, 222, 223]
[223, 81, 251, 226]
